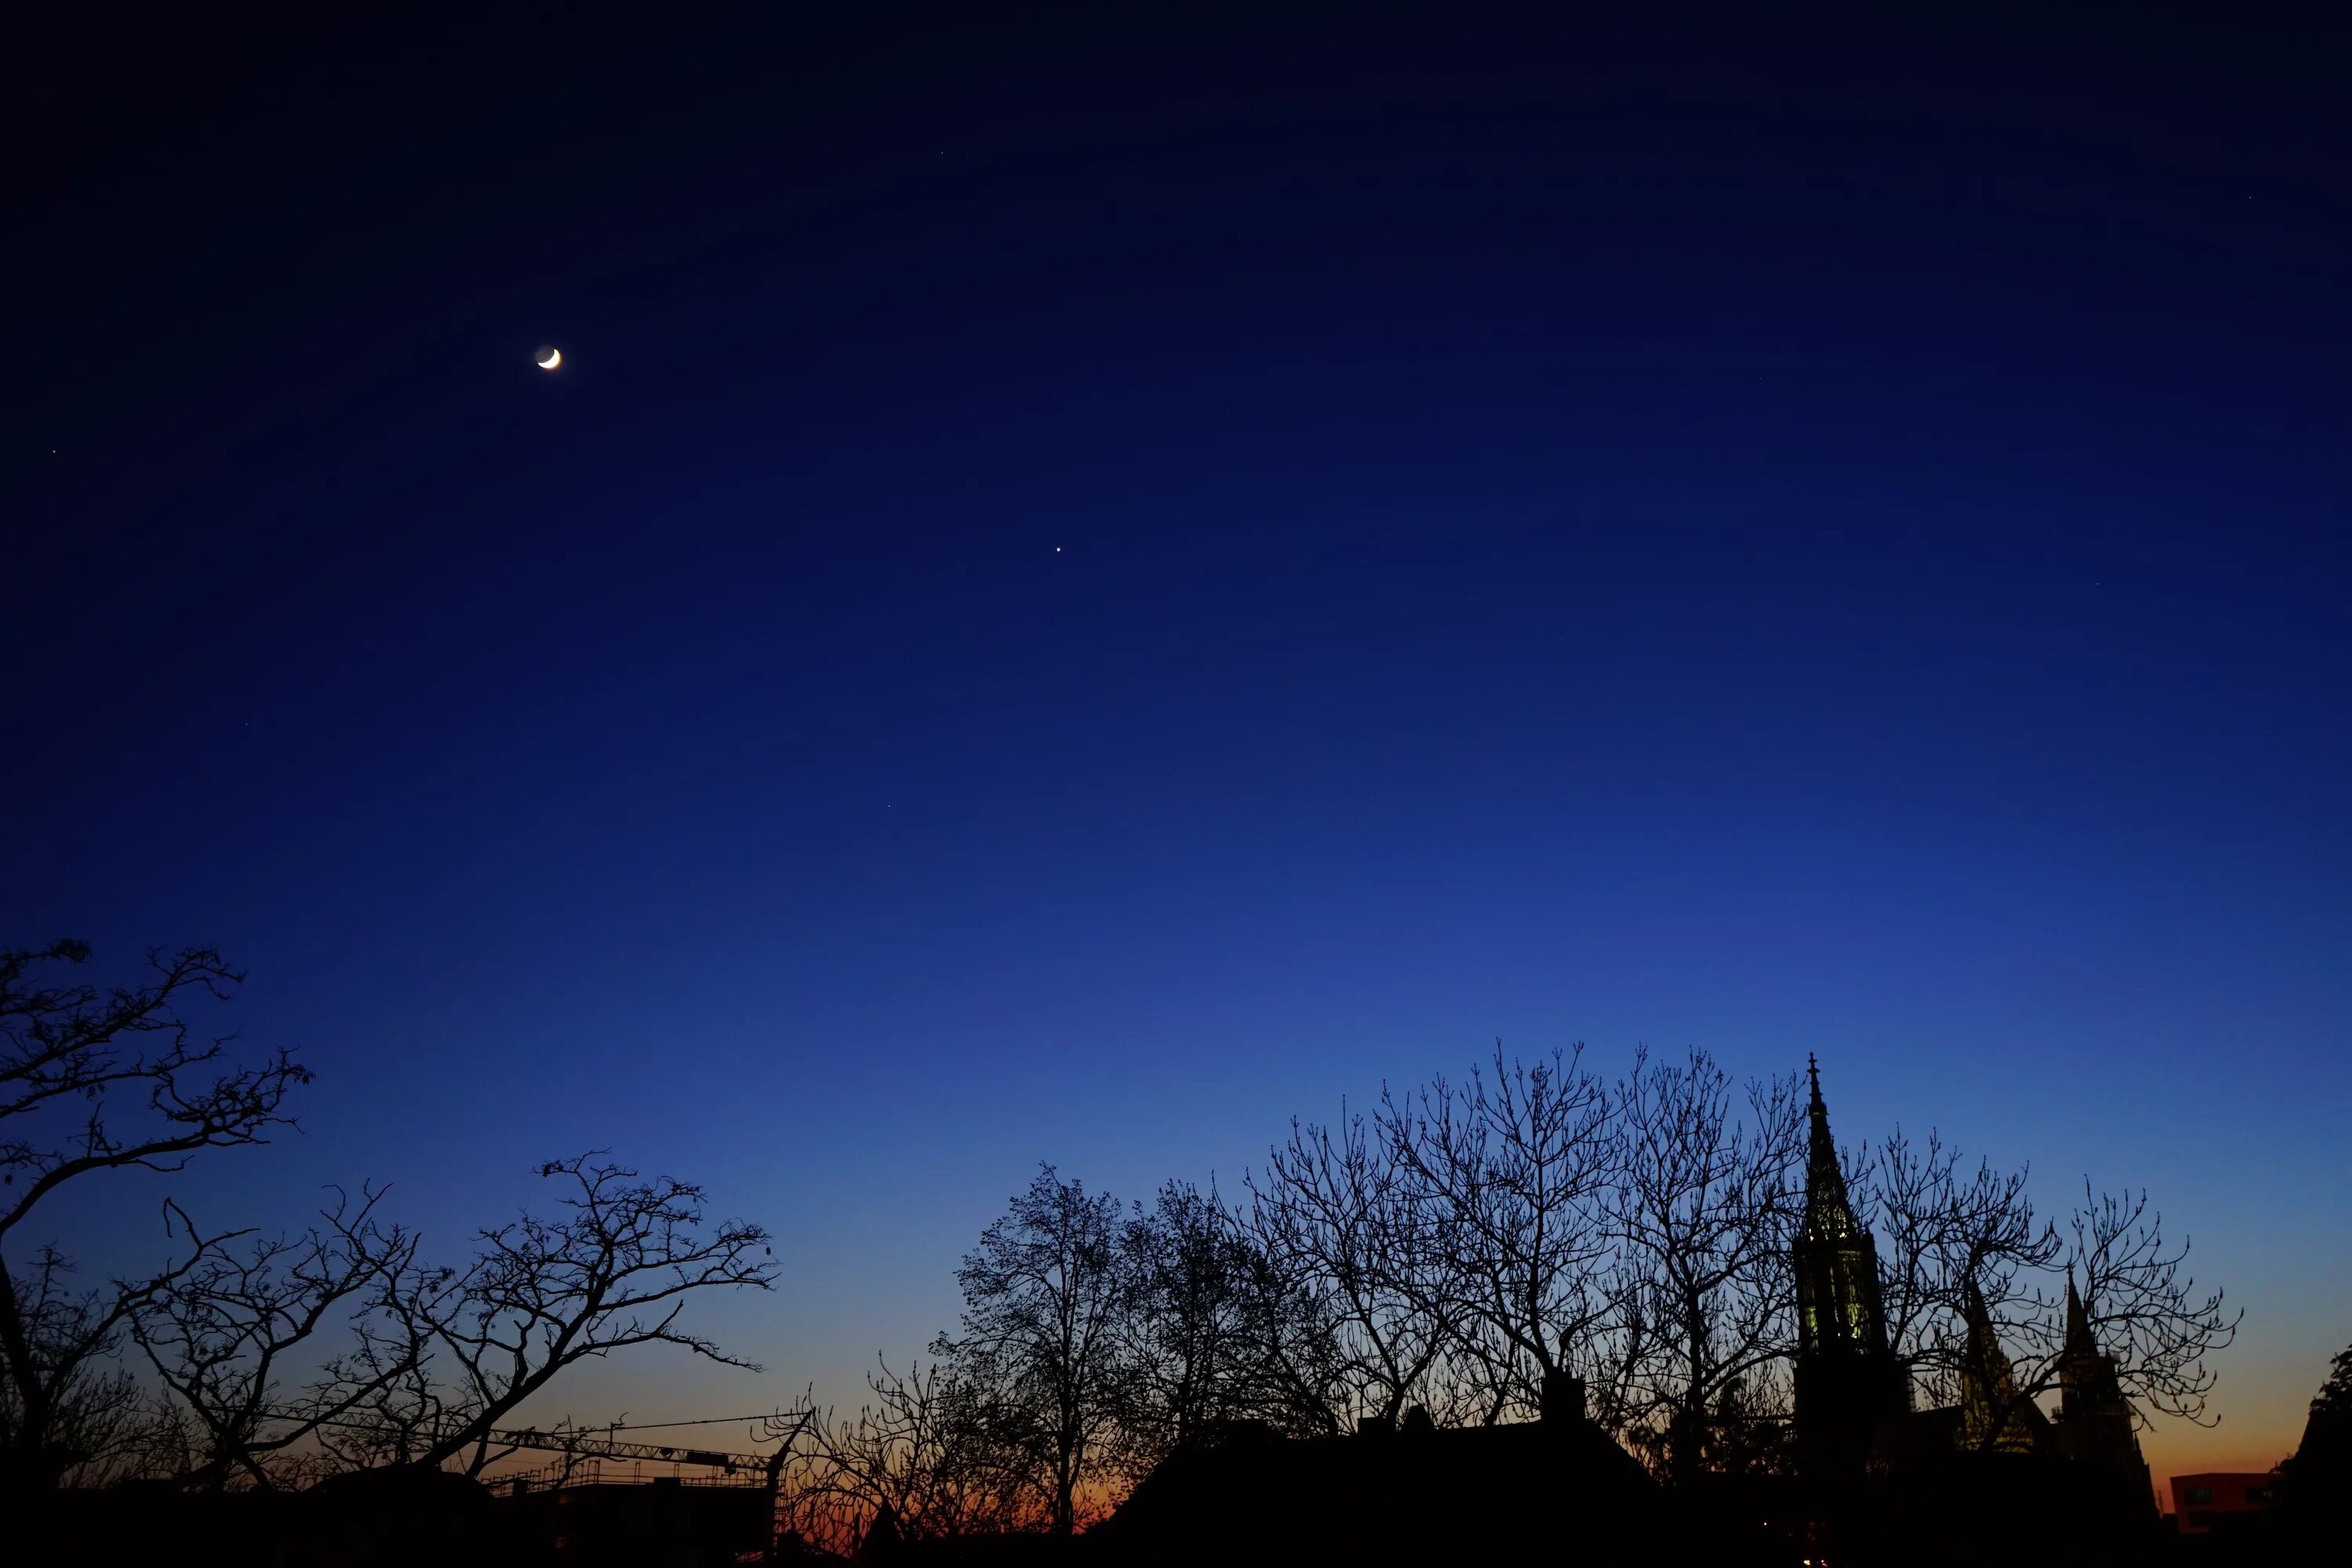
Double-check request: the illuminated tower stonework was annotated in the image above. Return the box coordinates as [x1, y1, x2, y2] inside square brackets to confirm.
[1791, 1057, 1911, 1475]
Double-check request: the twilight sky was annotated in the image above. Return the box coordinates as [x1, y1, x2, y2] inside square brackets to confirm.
[6, 6, 2347, 1488]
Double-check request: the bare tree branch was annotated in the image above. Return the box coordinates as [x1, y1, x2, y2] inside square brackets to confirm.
[1246, 1107, 1459, 1432]
[0, 942, 305, 1490]
[771, 1362, 1044, 1554]
[393, 1152, 777, 1475]
[1381, 1043, 1616, 1422]
[129, 1185, 420, 1489]
[1608, 1048, 1806, 1479]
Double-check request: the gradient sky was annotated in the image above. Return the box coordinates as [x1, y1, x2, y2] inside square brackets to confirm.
[7, 6, 2347, 1494]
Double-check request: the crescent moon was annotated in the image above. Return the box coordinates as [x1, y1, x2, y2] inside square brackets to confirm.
[535, 347, 562, 370]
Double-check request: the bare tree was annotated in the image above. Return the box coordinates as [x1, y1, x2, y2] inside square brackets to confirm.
[128, 1185, 420, 1488]
[0, 942, 307, 1490]
[1858, 1134, 2234, 1450]
[935, 1164, 1127, 1537]
[366, 1153, 776, 1475]
[1218, 1205, 1353, 1437]
[770, 1359, 1042, 1554]
[1381, 1044, 1616, 1424]
[0, 1245, 186, 1488]
[307, 1301, 460, 1472]
[1856, 1126, 2055, 1410]
[1610, 1048, 1806, 1480]
[1114, 1178, 1324, 1471]
[1247, 1108, 1457, 1432]
[2045, 1181, 2238, 1425]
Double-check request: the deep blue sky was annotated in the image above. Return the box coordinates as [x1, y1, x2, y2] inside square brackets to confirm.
[6, 5, 2347, 1475]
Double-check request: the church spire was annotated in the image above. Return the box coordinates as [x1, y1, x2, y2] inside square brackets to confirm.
[1801, 1053, 1864, 1243]
[2064, 1266, 2096, 1359]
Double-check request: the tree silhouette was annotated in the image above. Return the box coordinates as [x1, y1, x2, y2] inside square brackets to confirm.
[0, 1244, 187, 1488]
[2, 941, 785, 1499]
[770, 1358, 1040, 1552]
[2272, 1341, 2352, 1546]
[1608, 1048, 1806, 1481]
[934, 1163, 1129, 1536]
[1380, 1044, 1617, 1425]
[1857, 1123, 2053, 1417]
[2053, 1181, 2238, 1426]
[127, 1184, 419, 1488]
[1860, 1132, 2238, 1450]
[0, 942, 305, 1491]
[379, 1153, 778, 1475]
[1116, 1181, 1247, 1466]
[1247, 1107, 1458, 1432]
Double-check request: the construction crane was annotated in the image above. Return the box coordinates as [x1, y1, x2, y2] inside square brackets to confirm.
[488, 1425, 767, 1472]
[488, 1414, 813, 1494]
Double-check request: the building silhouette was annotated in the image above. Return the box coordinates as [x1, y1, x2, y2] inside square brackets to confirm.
[500, 1465, 774, 1566]
[1085, 1374, 1748, 1567]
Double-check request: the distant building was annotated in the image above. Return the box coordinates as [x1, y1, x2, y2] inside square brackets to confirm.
[500, 1468, 775, 1567]
[2169, 1471, 2276, 1536]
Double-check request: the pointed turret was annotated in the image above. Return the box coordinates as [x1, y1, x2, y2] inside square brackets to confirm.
[2054, 1267, 2151, 1500]
[1958, 1276, 2041, 1454]
[2059, 1267, 2123, 1417]
[2064, 1267, 2096, 1360]
[1962, 1274, 1995, 1340]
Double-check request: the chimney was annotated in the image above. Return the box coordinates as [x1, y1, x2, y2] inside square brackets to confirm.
[1541, 1372, 1587, 1425]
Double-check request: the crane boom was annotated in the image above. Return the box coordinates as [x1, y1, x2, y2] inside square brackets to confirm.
[486, 1427, 766, 1472]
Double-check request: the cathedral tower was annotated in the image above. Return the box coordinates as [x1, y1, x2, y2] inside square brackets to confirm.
[1791, 1057, 1911, 1475]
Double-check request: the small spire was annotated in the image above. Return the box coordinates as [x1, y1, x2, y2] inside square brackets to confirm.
[1805, 1053, 1835, 1155]
[1805, 1054, 1833, 1158]
[1962, 1272, 1992, 1330]
[1959, 1273, 2034, 1453]
[2064, 1265, 2094, 1356]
